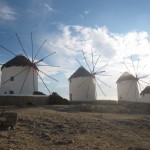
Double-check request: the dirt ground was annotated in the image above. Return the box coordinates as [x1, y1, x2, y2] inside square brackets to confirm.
[0, 105, 150, 150]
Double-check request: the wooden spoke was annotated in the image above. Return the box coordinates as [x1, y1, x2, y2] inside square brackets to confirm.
[34, 52, 56, 64]
[31, 32, 34, 62]
[15, 33, 29, 59]
[95, 79, 106, 97]
[96, 77, 111, 88]
[82, 50, 92, 72]
[20, 67, 31, 94]
[39, 70, 59, 82]
[36, 70, 51, 94]
[93, 54, 101, 73]
[0, 45, 17, 56]
[34, 40, 46, 61]
[75, 58, 82, 66]
[2, 66, 29, 84]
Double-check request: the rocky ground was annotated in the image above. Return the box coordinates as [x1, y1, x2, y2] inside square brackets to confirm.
[0, 105, 150, 150]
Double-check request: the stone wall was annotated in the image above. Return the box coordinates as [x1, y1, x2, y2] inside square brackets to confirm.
[0, 95, 49, 106]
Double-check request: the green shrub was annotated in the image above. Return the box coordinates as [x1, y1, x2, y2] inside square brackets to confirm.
[33, 91, 45, 95]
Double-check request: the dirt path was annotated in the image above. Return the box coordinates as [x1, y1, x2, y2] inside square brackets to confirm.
[0, 105, 150, 150]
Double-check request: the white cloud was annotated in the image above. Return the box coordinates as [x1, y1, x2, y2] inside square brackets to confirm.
[0, 3, 17, 21]
[40, 25, 150, 99]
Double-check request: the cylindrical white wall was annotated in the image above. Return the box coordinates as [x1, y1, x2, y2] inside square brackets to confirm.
[0, 66, 38, 95]
[117, 80, 139, 101]
[69, 76, 96, 101]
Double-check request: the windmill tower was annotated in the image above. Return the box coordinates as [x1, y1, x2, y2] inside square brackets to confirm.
[116, 56, 150, 102]
[0, 55, 38, 95]
[68, 50, 110, 101]
[116, 72, 139, 101]
[69, 66, 96, 101]
[0, 33, 58, 95]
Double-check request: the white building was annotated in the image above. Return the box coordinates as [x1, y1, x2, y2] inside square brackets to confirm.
[116, 72, 139, 102]
[0, 55, 38, 95]
[140, 86, 150, 103]
[69, 66, 96, 101]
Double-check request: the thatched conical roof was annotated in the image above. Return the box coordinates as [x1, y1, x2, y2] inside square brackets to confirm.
[69, 66, 92, 80]
[116, 72, 136, 83]
[1, 55, 38, 70]
[140, 86, 150, 95]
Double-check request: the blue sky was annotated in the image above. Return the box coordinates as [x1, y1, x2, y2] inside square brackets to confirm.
[1, 0, 150, 99]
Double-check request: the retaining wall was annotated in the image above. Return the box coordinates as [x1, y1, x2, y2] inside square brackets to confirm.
[0, 95, 49, 106]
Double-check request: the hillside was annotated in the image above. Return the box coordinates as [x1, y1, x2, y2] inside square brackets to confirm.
[0, 105, 150, 150]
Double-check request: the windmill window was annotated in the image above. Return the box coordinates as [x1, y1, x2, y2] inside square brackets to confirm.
[9, 91, 14, 94]
[10, 76, 14, 81]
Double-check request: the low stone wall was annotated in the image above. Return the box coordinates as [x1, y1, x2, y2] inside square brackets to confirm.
[70, 100, 118, 105]
[0, 95, 49, 106]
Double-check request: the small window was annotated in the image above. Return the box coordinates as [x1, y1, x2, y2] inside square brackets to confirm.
[10, 76, 14, 81]
[4, 92, 7, 94]
[9, 91, 14, 94]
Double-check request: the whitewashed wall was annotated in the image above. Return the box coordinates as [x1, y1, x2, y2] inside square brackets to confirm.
[140, 95, 150, 103]
[117, 80, 139, 102]
[0, 66, 38, 95]
[69, 76, 96, 101]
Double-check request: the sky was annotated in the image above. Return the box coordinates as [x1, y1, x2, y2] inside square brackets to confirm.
[1, 0, 150, 100]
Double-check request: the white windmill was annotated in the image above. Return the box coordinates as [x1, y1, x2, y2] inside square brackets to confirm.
[116, 56, 150, 102]
[69, 50, 110, 101]
[0, 33, 59, 95]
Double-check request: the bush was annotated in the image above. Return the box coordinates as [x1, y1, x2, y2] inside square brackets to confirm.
[33, 91, 45, 95]
[48, 92, 69, 105]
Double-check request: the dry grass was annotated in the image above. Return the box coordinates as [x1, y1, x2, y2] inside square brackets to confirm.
[0, 105, 150, 150]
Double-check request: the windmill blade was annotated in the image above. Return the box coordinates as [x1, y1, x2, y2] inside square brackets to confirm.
[34, 40, 46, 61]
[95, 79, 106, 97]
[139, 74, 150, 79]
[82, 50, 92, 72]
[75, 58, 82, 66]
[136, 59, 140, 75]
[33, 69, 35, 92]
[97, 74, 112, 76]
[2, 36, 13, 45]
[86, 77, 92, 98]
[138, 64, 147, 76]
[95, 70, 105, 75]
[95, 64, 108, 73]
[137, 81, 144, 93]
[36, 70, 51, 94]
[39, 70, 59, 82]
[131, 56, 137, 78]
[93, 54, 101, 73]
[34, 52, 56, 64]
[96, 77, 111, 88]
[0, 45, 17, 56]
[37, 64, 60, 67]
[139, 79, 150, 85]
[31, 32, 34, 62]
[91, 49, 94, 72]
[123, 61, 131, 73]
[19, 67, 31, 94]
[2, 66, 29, 84]
[15, 33, 29, 60]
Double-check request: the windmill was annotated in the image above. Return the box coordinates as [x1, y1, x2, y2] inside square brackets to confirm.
[68, 50, 110, 101]
[0, 32, 59, 95]
[116, 55, 150, 101]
